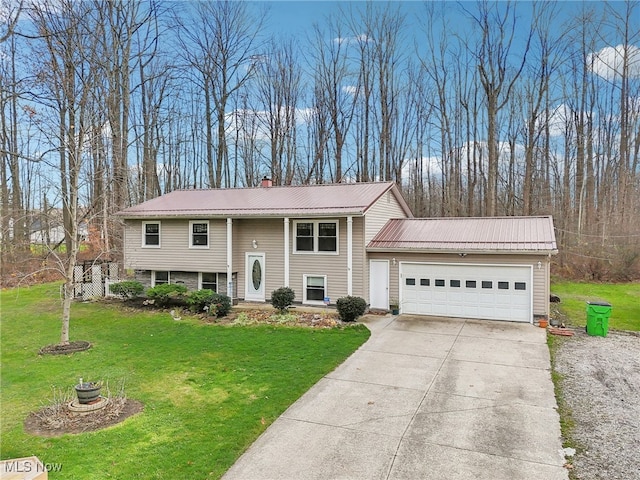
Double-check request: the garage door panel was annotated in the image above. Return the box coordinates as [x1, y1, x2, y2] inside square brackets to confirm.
[400, 263, 531, 322]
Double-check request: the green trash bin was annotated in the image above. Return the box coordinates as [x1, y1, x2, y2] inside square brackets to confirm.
[586, 301, 612, 337]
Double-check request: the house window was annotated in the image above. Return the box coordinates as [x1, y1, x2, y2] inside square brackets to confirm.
[304, 275, 327, 304]
[153, 271, 169, 286]
[143, 221, 160, 247]
[190, 221, 209, 248]
[200, 272, 217, 292]
[294, 220, 338, 254]
[296, 222, 314, 251]
[318, 222, 337, 251]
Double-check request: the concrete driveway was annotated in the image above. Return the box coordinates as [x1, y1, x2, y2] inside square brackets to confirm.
[223, 315, 568, 480]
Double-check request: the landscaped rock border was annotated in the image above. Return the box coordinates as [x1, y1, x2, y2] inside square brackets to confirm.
[39, 340, 91, 355]
[24, 398, 144, 437]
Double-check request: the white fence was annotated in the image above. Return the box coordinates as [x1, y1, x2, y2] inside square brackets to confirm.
[73, 262, 119, 300]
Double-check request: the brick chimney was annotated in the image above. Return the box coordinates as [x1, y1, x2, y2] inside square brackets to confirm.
[261, 176, 273, 188]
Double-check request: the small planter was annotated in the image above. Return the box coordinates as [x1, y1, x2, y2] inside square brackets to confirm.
[390, 306, 399, 315]
[538, 319, 548, 328]
[75, 382, 102, 404]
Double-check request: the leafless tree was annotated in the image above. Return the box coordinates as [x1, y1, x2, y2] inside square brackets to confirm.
[466, 0, 532, 216]
[176, 0, 264, 188]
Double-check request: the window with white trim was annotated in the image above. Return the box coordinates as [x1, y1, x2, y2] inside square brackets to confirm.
[142, 221, 160, 247]
[189, 221, 209, 248]
[200, 272, 218, 292]
[152, 271, 170, 286]
[294, 220, 338, 254]
[303, 275, 327, 304]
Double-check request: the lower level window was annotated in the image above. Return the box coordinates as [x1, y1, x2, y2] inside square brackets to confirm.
[153, 271, 170, 286]
[200, 272, 218, 292]
[304, 275, 327, 303]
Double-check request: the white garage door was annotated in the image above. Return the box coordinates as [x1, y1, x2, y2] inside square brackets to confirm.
[400, 263, 532, 322]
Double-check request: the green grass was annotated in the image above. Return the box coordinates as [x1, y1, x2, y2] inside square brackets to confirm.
[551, 280, 640, 331]
[0, 283, 370, 479]
[546, 334, 582, 480]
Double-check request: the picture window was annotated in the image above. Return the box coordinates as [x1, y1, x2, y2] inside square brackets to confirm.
[294, 220, 338, 253]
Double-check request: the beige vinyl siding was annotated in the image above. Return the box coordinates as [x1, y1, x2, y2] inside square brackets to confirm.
[124, 219, 227, 271]
[367, 252, 551, 317]
[364, 191, 409, 244]
[233, 218, 285, 300]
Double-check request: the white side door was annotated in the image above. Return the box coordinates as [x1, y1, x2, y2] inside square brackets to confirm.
[369, 260, 389, 309]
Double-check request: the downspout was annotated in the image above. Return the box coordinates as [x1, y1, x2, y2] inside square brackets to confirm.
[347, 216, 353, 296]
[227, 218, 233, 298]
[284, 217, 290, 287]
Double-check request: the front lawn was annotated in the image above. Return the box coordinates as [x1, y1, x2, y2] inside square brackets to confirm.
[551, 280, 640, 332]
[0, 283, 370, 479]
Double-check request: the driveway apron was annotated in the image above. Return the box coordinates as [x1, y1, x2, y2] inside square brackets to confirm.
[223, 315, 568, 480]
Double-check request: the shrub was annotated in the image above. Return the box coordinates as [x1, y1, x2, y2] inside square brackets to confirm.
[146, 284, 188, 307]
[271, 287, 295, 313]
[336, 296, 367, 322]
[186, 289, 216, 313]
[109, 281, 144, 299]
[209, 293, 232, 317]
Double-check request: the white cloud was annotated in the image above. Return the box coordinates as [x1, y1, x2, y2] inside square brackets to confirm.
[342, 85, 358, 96]
[588, 44, 640, 80]
[334, 33, 371, 45]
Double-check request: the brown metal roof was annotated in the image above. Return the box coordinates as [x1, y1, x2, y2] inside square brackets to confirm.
[116, 182, 412, 218]
[367, 216, 558, 254]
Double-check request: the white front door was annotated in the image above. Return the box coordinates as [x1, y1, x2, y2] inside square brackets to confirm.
[369, 260, 389, 309]
[245, 253, 266, 301]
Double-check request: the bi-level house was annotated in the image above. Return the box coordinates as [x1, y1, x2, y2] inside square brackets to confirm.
[117, 180, 558, 323]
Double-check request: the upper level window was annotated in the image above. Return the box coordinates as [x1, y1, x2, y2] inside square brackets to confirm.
[190, 221, 209, 248]
[294, 220, 338, 254]
[318, 222, 337, 251]
[143, 221, 160, 247]
[296, 222, 314, 251]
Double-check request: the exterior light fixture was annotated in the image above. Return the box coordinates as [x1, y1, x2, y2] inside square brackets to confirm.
[252, 239, 258, 249]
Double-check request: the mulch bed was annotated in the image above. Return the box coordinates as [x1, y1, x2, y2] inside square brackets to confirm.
[24, 398, 144, 437]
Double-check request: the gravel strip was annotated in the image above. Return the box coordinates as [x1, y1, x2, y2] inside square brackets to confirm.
[554, 329, 640, 480]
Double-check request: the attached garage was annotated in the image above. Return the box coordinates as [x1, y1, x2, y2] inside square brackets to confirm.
[367, 216, 558, 323]
[400, 262, 532, 322]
